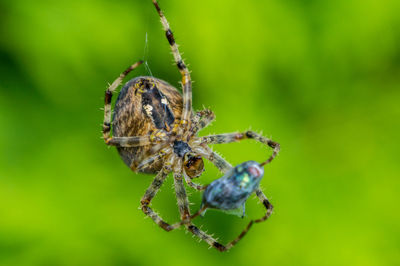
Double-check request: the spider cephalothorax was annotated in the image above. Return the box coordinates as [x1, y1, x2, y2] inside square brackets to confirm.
[102, 0, 280, 252]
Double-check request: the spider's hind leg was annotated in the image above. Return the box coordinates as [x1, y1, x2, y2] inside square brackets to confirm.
[132, 147, 172, 172]
[103, 61, 143, 141]
[106, 129, 170, 147]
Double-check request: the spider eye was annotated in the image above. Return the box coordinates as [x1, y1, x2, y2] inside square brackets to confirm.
[184, 154, 204, 179]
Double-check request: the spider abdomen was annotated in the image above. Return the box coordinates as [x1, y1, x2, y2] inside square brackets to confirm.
[112, 76, 183, 173]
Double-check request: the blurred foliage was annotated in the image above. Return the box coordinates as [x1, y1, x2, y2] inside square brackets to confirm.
[0, 0, 399, 265]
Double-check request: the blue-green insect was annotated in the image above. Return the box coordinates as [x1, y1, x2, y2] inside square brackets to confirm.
[201, 161, 264, 217]
[186, 157, 277, 250]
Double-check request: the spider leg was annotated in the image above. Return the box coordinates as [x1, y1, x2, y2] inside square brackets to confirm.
[140, 158, 184, 232]
[192, 145, 233, 173]
[180, 108, 215, 191]
[152, 0, 192, 125]
[190, 109, 215, 133]
[224, 188, 273, 250]
[226, 188, 274, 249]
[103, 61, 143, 141]
[106, 136, 152, 147]
[172, 160, 190, 220]
[188, 142, 275, 250]
[132, 147, 172, 171]
[185, 189, 273, 251]
[185, 109, 215, 141]
[106, 129, 169, 147]
[183, 172, 207, 191]
[201, 130, 280, 166]
[146, 139, 171, 156]
[171, 156, 227, 252]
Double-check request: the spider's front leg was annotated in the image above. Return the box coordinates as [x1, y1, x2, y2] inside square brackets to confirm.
[180, 109, 216, 191]
[152, 0, 192, 126]
[201, 130, 280, 166]
[193, 145, 233, 174]
[188, 133, 279, 250]
[186, 109, 215, 139]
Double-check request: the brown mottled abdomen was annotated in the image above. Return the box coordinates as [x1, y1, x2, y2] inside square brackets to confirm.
[112, 76, 183, 173]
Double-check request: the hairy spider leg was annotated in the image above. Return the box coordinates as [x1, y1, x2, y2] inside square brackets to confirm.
[186, 188, 273, 250]
[225, 189, 273, 249]
[105, 131, 170, 148]
[132, 147, 172, 171]
[171, 156, 227, 252]
[185, 109, 215, 141]
[140, 156, 184, 232]
[201, 130, 280, 166]
[189, 139, 277, 251]
[183, 172, 208, 191]
[146, 130, 175, 156]
[172, 158, 190, 220]
[105, 136, 152, 147]
[193, 145, 233, 173]
[103, 61, 143, 141]
[152, 0, 192, 129]
[180, 109, 216, 191]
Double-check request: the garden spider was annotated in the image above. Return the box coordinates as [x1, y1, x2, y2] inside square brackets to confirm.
[102, 0, 280, 252]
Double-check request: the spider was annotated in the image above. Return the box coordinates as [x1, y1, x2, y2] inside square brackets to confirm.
[102, 0, 280, 252]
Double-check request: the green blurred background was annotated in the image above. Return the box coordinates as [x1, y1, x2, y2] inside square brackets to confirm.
[0, 0, 399, 265]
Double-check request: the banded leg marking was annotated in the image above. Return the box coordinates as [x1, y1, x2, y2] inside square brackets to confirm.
[173, 169, 190, 220]
[186, 109, 215, 141]
[201, 130, 280, 166]
[132, 147, 172, 171]
[152, 0, 192, 123]
[186, 189, 273, 251]
[225, 189, 274, 249]
[140, 158, 183, 232]
[183, 173, 207, 191]
[106, 129, 169, 147]
[106, 136, 152, 147]
[103, 61, 143, 141]
[193, 145, 232, 174]
[187, 225, 227, 252]
[171, 160, 227, 251]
